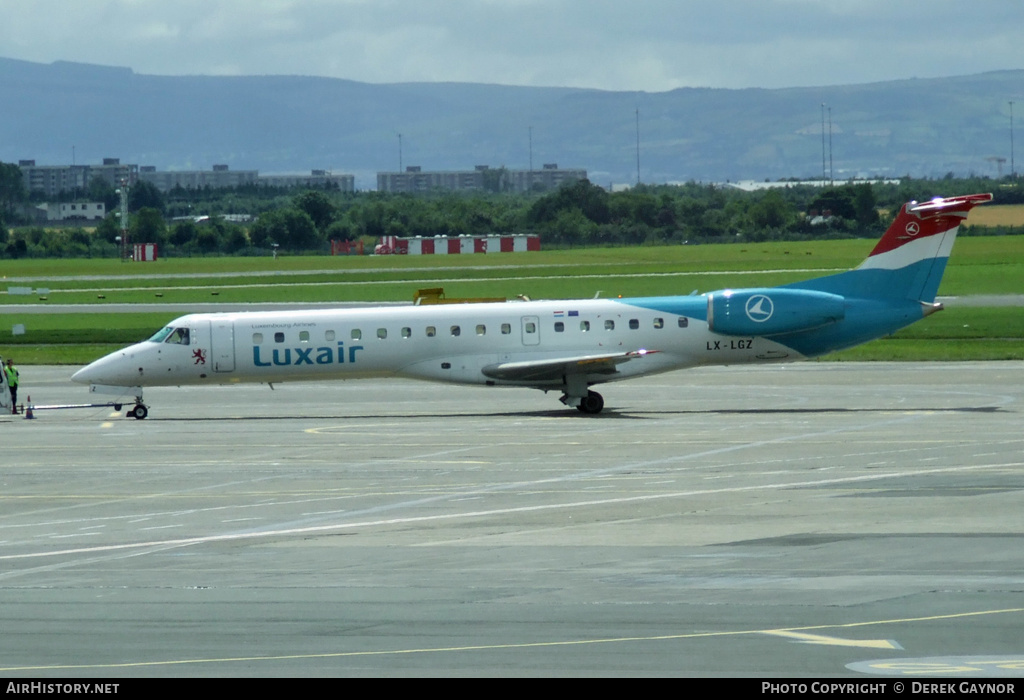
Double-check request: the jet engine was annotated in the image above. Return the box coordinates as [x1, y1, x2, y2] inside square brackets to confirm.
[707, 288, 846, 336]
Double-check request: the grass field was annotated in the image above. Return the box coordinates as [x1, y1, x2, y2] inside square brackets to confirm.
[965, 204, 1024, 227]
[2, 236, 1021, 364]
[3, 236, 1022, 300]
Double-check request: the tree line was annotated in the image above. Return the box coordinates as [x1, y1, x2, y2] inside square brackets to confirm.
[1, 163, 1022, 259]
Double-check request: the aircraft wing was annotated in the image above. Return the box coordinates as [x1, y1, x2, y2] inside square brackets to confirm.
[481, 350, 657, 383]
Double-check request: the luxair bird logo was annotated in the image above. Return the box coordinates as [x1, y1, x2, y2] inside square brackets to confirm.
[745, 294, 774, 323]
[193, 349, 207, 365]
[904, 221, 921, 236]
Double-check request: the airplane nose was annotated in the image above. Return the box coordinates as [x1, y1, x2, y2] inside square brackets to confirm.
[70, 365, 92, 384]
[71, 345, 144, 386]
[72, 357, 112, 385]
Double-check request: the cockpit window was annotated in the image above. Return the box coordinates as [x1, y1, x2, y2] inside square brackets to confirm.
[166, 327, 191, 345]
[148, 327, 175, 343]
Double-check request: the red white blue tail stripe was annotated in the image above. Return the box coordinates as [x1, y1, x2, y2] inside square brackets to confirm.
[860, 193, 992, 272]
[787, 193, 992, 304]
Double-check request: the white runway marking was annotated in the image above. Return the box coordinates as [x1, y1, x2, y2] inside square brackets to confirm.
[2, 460, 1018, 563]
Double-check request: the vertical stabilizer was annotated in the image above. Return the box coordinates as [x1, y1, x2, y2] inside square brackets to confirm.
[790, 193, 992, 302]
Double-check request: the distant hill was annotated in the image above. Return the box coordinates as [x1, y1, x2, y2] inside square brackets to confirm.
[1, 57, 1022, 189]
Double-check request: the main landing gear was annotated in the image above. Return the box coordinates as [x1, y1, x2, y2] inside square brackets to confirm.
[577, 390, 604, 414]
[559, 374, 605, 415]
[560, 389, 605, 414]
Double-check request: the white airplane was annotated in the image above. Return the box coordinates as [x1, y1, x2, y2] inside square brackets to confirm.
[72, 193, 992, 419]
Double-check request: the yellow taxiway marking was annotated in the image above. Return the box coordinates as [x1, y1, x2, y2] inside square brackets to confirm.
[763, 629, 901, 649]
[0, 607, 1018, 673]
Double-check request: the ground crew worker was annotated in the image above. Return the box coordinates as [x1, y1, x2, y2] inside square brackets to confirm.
[5, 359, 18, 414]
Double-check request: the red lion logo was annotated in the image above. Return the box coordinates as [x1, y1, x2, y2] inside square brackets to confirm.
[193, 349, 207, 365]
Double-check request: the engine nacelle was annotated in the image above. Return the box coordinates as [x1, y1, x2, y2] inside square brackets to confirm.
[707, 288, 846, 337]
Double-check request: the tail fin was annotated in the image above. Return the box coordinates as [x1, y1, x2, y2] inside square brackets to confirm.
[791, 193, 992, 302]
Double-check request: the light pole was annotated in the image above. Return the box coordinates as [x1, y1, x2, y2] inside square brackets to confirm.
[528, 125, 533, 192]
[117, 179, 129, 261]
[635, 108, 641, 186]
[821, 103, 827, 182]
[828, 105, 834, 184]
[1010, 101, 1016, 179]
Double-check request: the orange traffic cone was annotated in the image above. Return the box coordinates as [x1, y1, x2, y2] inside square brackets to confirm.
[24, 396, 34, 419]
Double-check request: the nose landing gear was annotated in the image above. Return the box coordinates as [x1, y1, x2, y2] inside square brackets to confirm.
[127, 403, 148, 420]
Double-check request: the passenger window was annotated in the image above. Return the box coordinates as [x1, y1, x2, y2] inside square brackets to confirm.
[654, 318, 664, 329]
[476, 324, 486, 336]
[274, 332, 285, 343]
[554, 321, 564, 332]
[604, 320, 615, 330]
[426, 326, 436, 337]
[451, 325, 461, 336]
[402, 327, 412, 338]
[325, 330, 336, 341]
[580, 320, 590, 332]
[678, 317, 689, 328]
[299, 331, 310, 342]
[501, 323, 511, 335]
[252, 332, 263, 344]
[377, 328, 387, 339]
[351, 328, 362, 340]
[525, 322, 536, 334]
[629, 319, 639, 330]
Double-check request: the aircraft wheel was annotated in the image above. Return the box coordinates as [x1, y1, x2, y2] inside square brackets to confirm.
[129, 405, 148, 420]
[576, 390, 604, 415]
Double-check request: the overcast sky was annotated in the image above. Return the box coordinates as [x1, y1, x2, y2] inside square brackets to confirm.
[2, 0, 1022, 92]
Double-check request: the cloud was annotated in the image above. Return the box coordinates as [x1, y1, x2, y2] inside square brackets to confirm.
[0, 0, 1021, 90]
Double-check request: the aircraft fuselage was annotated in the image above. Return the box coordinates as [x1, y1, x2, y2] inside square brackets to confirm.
[70, 193, 994, 417]
[76, 296, 798, 392]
